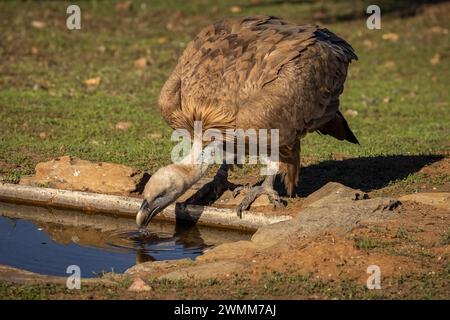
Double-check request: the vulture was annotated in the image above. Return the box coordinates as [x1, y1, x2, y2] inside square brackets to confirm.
[136, 15, 359, 228]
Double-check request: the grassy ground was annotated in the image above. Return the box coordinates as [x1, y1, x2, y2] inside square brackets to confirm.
[1, 269, 449, 300]
[0, 0, 449, 185]
[0, 0, 449, 300]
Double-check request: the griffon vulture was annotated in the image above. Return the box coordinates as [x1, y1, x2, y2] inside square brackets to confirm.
[136, 15, 359, 228]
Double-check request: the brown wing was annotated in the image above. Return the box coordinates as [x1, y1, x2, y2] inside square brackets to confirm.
[233, 18, 357, 144]
[159, 16, 354, 133]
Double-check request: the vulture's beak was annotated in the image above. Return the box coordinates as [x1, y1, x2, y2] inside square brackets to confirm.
[136, 200, 160, 228]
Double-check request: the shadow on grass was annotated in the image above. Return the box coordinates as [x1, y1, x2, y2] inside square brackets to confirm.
[286, 154, 444, 197]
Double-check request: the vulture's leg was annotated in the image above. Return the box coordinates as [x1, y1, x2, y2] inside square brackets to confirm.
[235, 173, 284, 218]
[185, 163, 241, 206]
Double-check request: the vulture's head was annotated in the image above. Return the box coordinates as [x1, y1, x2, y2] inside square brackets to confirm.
[136, 164, 189, 228]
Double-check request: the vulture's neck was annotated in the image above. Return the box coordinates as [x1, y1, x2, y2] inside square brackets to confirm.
[176, 141, 219, 186]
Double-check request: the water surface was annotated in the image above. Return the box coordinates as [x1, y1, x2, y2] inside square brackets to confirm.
[0, 202, 250, 277]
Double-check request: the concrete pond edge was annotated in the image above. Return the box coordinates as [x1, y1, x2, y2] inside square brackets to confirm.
[0, 183, 292, 232]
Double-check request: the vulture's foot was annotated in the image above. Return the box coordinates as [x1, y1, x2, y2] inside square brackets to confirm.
[186, 165, 241, 206]
[235, 185, 284, 218]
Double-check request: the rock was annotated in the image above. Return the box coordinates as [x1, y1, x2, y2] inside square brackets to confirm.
[128, 277, 152, 292]
[301, 182, 363, 208]
[197, 241, 258, 262]
[125, 259, 194, 276]
[159, 261, 244, 281]
[399, 193, 449, 210]
[19, 156, 147, 196]
[251, 182, 401, 247]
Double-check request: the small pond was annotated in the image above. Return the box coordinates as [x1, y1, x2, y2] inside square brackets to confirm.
[0, 202, 251, 278]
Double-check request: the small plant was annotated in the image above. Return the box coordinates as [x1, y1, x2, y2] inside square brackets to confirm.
[353, 236, 378, 250]
[395, 227, 409, 239]
[440, 230, 450, 245]
[200, 278, 221, 287]
[2, 171, 23, 184]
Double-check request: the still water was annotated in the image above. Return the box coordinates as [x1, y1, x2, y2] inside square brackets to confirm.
[0, 203, 250, 278]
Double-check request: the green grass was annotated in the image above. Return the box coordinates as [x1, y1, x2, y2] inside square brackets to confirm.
[1, 267, 449, 299]
[352, 235, 381, 250]
[0, 0, 448, 184]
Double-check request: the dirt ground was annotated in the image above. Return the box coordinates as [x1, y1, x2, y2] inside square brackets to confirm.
[1, 158, 448, 300]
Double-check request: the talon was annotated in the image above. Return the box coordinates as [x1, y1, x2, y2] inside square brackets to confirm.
[235, 184, 282, 215]
[231, 185, 246, 198]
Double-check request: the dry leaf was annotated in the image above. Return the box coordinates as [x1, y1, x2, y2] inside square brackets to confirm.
[230, 6, 242, 13]
[344, 109, 358, 117]
[148, 132, 163, 139]
[363, 39, 374, 49]
[115, 121, 130, 130]
[313, 11, 328, 20]
[383, 60, 396, 69]
[115, 0, 133, 11]
[382, 33, 399, 42]
[166, 22, 175, 31]
[128, 278, 152, 292]
[332, 153, 353, 161]
[430, 53, 440, 65]
[157, 37, 168, 44]
[84, 77, 101, 87]
[31, 20, 46, 29]
[429, 26, 448, 35]
[174, 11, 185, 19]
[97, 45, 106, 53]
[134, 57, 148, 69]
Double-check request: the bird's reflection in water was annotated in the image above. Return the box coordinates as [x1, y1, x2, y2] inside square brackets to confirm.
[135, 247, 155, 264]
[107, 223, 209, 264]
